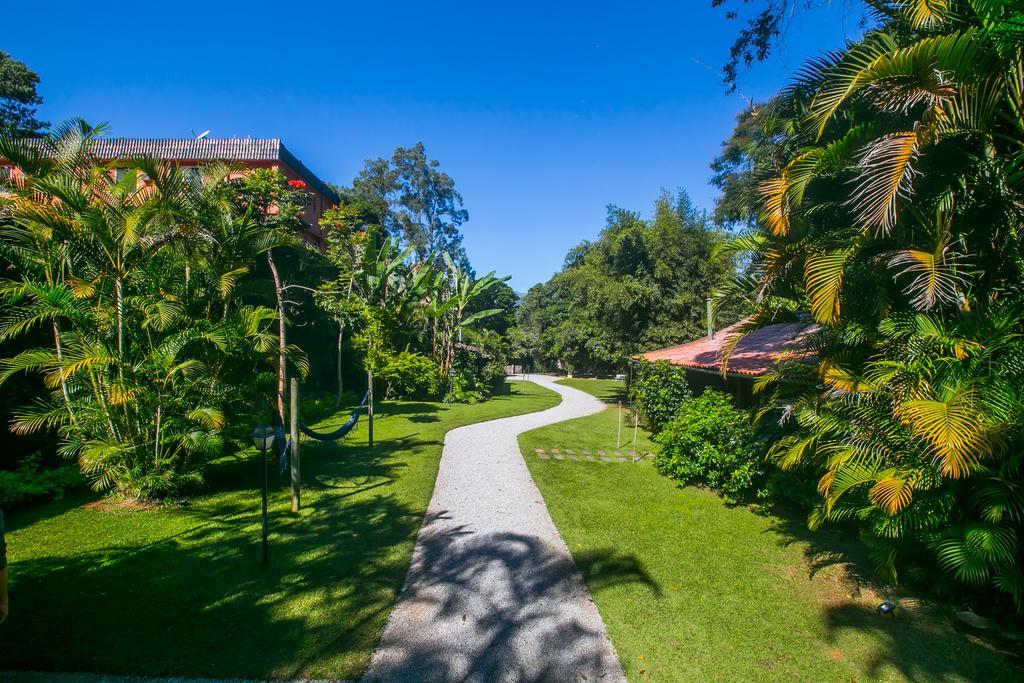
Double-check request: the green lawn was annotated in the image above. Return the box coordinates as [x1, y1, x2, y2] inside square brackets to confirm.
[558, 377, 629, 404]
[519, 378, 1021, 682]
[1, 380, 560, 680]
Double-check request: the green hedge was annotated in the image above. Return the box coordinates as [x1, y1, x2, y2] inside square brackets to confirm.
[653, 390, 766, 504]
[0, 455, 86, 508]
[630, 361, 691, 433]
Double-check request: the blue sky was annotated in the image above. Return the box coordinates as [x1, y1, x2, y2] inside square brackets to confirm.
[9, 1, 866, 290]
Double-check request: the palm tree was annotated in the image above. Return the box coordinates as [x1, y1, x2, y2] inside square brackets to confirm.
[0, 122, 289, 499]
[725, 0, 1024, 610]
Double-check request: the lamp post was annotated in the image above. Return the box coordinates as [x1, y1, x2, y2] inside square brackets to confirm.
[251, 423, 275, 564]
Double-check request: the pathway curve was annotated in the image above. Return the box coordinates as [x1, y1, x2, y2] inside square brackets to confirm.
[364, 375, 627, 683]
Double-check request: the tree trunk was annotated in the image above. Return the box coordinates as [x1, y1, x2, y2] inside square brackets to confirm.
[115, 276, 124, 361]
[267, 250, 287, 420]
[336, 320, 345, 407]
[52, 322, 77, 426]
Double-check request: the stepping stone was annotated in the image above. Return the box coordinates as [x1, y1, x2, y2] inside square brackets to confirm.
[585, 455, 596, 462]
[568, 455, 580, 461]
[581, 449, 591, 455]
[551, 448, 560, 454]
[534, 448, 546, 455]
[597, 450, 606, 456]
[617, 457, 628, 463]
[554, 454, 565, 460]
[614, 451, 622, 456]
[626, 451, 635, 457]
[601, 456, 612, 462]
[565, 448, 575, 454]
[537, 452, 550, 459]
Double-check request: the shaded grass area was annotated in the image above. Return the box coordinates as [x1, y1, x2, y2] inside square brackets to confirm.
[0, 380, 560, 680]
[516, 378, 1021, 681]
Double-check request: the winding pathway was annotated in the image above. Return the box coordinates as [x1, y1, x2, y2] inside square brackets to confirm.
[364, 375, 626, 682]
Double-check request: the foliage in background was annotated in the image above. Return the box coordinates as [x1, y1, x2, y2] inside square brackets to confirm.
[719, 0, 1024, 613]
[710, 1, 873, 89]
[0, 50, 47, 137]
[0, 452, 83, 507]
[351, 142, 470, 268]
[376, 350, 443, 400]
[629, 360, 692, 433]
[516, 190, 740, 375]
[654, 390, 766, 504]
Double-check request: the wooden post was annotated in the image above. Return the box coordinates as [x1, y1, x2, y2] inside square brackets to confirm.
[289, 377, 300, 513]
[617, 401, 622, 449]
[367, 369, 374, 447]
[632, 409, 638, 454]
[706, 297, 714, 341]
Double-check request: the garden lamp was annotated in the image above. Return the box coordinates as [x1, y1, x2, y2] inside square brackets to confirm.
[251, 423, 275, 564]
[251, 423, 275, 453]
[877, 601, 896, 617]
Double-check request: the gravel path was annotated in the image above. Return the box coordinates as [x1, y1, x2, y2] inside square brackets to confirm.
[363, 375, 626, 683]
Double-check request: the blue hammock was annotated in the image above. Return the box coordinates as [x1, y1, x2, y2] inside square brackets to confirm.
[298, 391, 370, 442]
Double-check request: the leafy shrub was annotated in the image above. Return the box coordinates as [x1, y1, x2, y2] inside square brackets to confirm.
[377, 351, 443, 400]
[445, 368, 485, 404]
[0, 454, 85, 507]
[630, 361, 691, 432]
[654, 390, 765, 504]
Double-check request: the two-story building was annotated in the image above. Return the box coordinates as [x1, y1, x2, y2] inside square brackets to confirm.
[1, 137, 339, 250]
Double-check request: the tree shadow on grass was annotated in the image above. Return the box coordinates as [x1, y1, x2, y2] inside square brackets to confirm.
[823, 602, 1023, 680]
[0, 441, 428, 680]
[763, 510, 876, 585]
[763, 507, 1024, 680]
[366, 513, 658, 682]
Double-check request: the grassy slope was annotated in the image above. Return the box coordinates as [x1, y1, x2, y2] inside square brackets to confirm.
[1, 380, 560, 680]
[519, 378, 1019, 682]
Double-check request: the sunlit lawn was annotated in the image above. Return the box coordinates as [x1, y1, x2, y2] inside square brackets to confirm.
[0, 380, 560, 680]
[520, 378, 1021, 682]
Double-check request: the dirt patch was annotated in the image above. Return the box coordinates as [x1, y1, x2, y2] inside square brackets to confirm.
[83, 497, 162, 512]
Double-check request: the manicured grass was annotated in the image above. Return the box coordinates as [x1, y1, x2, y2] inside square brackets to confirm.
[519, 378, 1020, 682]
[1, 380, 560, 680]
[558, 377, 628, 405]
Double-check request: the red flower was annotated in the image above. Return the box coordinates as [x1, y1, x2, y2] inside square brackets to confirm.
[287, 179, 308, 189]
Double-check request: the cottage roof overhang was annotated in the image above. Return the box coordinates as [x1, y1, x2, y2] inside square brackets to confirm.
[634, 320, 818, 377]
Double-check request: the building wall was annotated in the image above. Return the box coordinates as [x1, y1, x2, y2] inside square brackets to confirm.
[683, 369, 757, 408]
[1, 156, 332, 252]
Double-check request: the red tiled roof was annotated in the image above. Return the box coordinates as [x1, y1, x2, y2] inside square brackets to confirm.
[635, 321, 818, 377]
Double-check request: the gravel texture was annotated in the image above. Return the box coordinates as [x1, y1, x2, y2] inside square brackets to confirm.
[363, 376, 625, 683]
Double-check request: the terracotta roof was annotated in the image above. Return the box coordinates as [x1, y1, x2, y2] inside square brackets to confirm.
[635, 321, 818, 377]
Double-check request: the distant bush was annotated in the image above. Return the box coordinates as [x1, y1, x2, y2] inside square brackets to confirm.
[0, 454, 86, 508]
[654, 390, 765, 504]
[630, 361, 691, 432]
[445, 368, 486, 404]
[378, 351, 443, 400]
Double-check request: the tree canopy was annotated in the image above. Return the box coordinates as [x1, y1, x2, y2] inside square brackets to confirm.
[351, 142, 470, 268]
[0, 51, 47, 137]
[518, 190, 740, 375]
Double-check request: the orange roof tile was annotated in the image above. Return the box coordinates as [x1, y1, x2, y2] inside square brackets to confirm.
[635, 321, 817, 377]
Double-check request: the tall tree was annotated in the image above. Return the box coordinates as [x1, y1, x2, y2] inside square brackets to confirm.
[352, 142, 470, 267]
[0, 51, 47, 137]
[519, 190, 739, 375]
